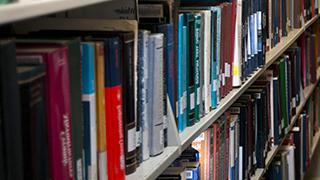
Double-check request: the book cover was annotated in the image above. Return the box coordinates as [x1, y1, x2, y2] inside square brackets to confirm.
[94, 42, 107, 180]
[17, 62, 49, 180]
[105, 37, 126, 180]
[17, 45, 74, 180]
[0, 40, 24, 180]
[81, 42, 98, 180]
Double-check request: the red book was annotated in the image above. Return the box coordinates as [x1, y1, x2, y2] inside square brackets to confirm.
[212, 122, 219, 180]
[105, 37, 126, 180]
[17, 46, 74, 180]
[299, 34, 307, 88]
[220, 4, 226, 98]
[224, 112, 231, 179]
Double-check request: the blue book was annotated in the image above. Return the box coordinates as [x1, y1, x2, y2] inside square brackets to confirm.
[81, 42, 97, 180]
[211, 9, 219, 109]
[178, 14, 186, 132]
[158, 23, 174, 147]
[182, 26, 188, 130]
[138, 30, 150, 161]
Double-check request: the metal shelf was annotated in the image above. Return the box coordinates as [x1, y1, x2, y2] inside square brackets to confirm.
[0, 0, 113, 25]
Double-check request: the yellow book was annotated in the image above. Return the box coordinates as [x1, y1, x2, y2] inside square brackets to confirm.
[95, 42, 107, 180]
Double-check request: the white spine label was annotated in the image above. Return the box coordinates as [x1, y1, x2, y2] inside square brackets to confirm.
[128, 128, 136, 152]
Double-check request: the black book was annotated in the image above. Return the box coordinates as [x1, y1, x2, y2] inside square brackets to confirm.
[138, 0, 172, 24]
[17, 64, 49, 180]
[0, 39, 24, 180]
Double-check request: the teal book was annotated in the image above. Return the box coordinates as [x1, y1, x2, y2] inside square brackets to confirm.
[182, 26, 188, 130]
[194, 14, 202, 123]
[212, 7, 221, 108]
[184, 13, 195, 127]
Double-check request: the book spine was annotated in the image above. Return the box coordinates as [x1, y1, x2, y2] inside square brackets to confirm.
[105, 38, 125, 180]
[158, 24, 174, 147]
[47, 49, 74, 180]
[81, 43, 97, 180]
[186, 14, 195, 127]
[203, 11, 212, 114]
[233, 0, 243, 87]
[194, 14, 201, 123]
[68, 39, 84, 180]
[1, 41, 23, 180]
[178, 14, 186, 132]
[138, 30, 150, 161]
[122, 34, 137, 174]
[148, 34, 165, 156]
[94, 42, 107, 180]
[209, 11, 220, 109]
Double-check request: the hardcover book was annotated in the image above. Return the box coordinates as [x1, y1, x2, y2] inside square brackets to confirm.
[16, 45, 74, 180]
[81, 42, 98, 180]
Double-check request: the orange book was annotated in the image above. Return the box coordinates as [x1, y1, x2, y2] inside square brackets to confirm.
[95, 42, 107, 180]
[192, 132, 206, 179]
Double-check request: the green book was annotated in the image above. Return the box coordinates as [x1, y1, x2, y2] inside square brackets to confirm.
[184, 13, 195, 126]
[279, 58, 288, 131]
[194, 14, 201, 123]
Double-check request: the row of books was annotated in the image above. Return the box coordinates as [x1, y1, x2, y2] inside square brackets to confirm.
[174, 0, 319, 133]
[266, 0, 318, 49]
[158, 26, 320, 180]
[0, 24, 172, 180]
[265, 84, 320, 180]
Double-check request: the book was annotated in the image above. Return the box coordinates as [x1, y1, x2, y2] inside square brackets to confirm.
[157, 23, 174, 147]
[105, 37, 126, 180]
[148, 33, 165, 156]
[16, 45, 74, 180]
[138, 30, 150, 161]
[81, 42, 98, 180]
[0, 40, 24, 180]
[94, 42, 107, 180]
[17, 63, 49, 180]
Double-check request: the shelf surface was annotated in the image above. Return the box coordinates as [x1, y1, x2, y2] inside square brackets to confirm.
[0, 0, 112, 25]
[126, 146, 180, 180]
[251, 67, 320, 180]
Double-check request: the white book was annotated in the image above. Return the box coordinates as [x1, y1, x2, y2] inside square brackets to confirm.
[138, 30, 150, 161]
[232, 0, 243, 87]
[266, 70, 275, 147]
[229, 117, 236, 180]
[148, 33, 164, 156]
[202, 10, 212, 114]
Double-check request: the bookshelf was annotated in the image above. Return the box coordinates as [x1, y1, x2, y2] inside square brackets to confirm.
[251, 67, 320, 180]
[0, 0, 113, 25]
[126, 14, 320, 180]
[180, 14, 320, 151]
